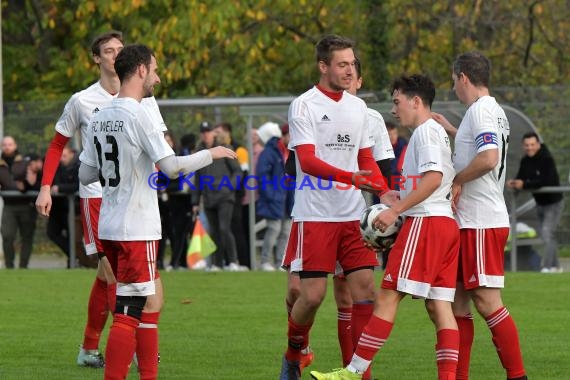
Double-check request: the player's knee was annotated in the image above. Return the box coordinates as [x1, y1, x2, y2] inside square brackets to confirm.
[472, 292, 502, 317]
[287, 273, 301, 300]
[287, 282, 301, 301]
[115, 295, 147, 320]
[302, 290, 327, 310]
[143, 294, 163, 313]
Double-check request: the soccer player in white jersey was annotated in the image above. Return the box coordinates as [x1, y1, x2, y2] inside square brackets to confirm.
[35, 31, 167, 369]
[331, 56, 395, 369]
[278, 34, 393, 380]
[432, 52, 527, 380]
[353, 59, 395, 181]
[78, 44, 236, 380]
[311, 74, 460, 380]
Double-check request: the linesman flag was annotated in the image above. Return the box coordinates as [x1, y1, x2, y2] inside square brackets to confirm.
[186, 218, 216, 269]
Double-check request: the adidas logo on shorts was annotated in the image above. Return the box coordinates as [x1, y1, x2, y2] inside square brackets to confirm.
[384, 273, 392, 282]
[469, 274, 477, 283]
[321, 114, 330, 122]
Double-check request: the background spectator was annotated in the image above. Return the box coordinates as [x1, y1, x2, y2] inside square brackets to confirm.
[214, 122, 251, 268]
[386, 120, 408, 190]
[507, 132, 564, 273]
[48, 145, 80, 268]
[166, 132, 197, 271]
[256, 121, 293, 271]
[157, 131, 178, 270]
[192, 122, 246, 271]
[0, 136, 41, 269]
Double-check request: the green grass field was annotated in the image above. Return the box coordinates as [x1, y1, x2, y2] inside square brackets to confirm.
[1, 270, 569, 379]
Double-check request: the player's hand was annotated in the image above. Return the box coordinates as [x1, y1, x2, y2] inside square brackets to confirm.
[379, 190, 399, 206]
[352, 170, 386, 193]
[451, 183, 462, 213]
[432, 112, 456, 135]
[209, 146, 237, 160]
[373, 208, 398, 233]
[36, 185, 53, 217]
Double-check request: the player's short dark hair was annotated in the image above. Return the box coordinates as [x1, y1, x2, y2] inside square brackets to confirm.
[522, 131, 540, 142]
[453, 51, 491, 88]
[91, 31, 123, 56]
[315, 34, 354, 65]
[114, 44, 154, 83]
[391, 74, 436, 108]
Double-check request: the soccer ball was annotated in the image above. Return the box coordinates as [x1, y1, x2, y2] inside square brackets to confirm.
[360, 203, 404, 249]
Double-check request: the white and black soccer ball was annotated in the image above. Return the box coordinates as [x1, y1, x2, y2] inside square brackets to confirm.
[360, 203, 404, 249]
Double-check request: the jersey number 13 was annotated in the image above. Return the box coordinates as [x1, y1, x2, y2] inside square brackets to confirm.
[94, 135, 120, 187]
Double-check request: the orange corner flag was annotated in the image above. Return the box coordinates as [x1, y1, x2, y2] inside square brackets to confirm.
[186, 219, 217, 269]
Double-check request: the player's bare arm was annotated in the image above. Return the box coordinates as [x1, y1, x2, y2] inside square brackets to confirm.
[379, 190, 400, 206]
[432, 112, 457, 138]
[373, 171, 442, 231]
[453, 148, 498, 187]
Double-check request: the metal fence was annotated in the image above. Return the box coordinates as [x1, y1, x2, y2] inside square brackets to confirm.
[1, 87, 569, 269]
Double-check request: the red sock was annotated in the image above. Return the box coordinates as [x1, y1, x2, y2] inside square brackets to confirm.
[82, 277, 109, 350]
[136, 312, 160, 380]
[104, 314, 139, 380]
[353, 315, 393, 374]
[286, 299, 311, 353]
[352, 303, 373, 379]
[435, 329, 459, 380]
[486, 307, 526, 379]
[455, 314, 474, 380]
[337, 307, 353, 366]
[285, 317, 312, 362]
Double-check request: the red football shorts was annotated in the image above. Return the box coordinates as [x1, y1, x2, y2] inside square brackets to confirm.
[100, 240, 160, 297]
[457, 227, 509, 290]
[80, 197, 103, 255]
[282, 220, 378, 273]
[382, 216, 459, 301]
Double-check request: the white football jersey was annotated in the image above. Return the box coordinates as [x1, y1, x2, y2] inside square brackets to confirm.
[453, 96, 510, 228]
[55, 81, 166, 198]
[368, 108, 395, 161]
[288, 87, 371, 222]
[80, 97, 174, 241]
[400, 118, 454, 218]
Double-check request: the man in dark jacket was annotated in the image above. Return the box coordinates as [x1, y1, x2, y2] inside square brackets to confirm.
[0, 136, 42, 268]
[256, 122, 294, 271]
[48, 146, 80, 268]
[507, 132, 564, 273]
[192, 122, 245, 271]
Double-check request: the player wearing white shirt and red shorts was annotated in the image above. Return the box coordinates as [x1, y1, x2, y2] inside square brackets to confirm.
[311, 74, 460, 380]
[433, 52, 527, 380]
[329, 56, 396, 369]
[35, 31, 166, 369]
[79, 44, 236, 380]
[278, 35, 392, 380]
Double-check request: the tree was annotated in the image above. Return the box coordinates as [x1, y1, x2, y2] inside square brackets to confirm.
[2, 0, 569, 100]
